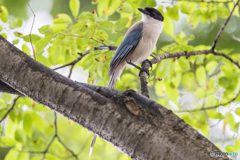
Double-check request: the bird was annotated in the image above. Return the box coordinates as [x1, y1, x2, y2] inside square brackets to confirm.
[89, 7, 164, 158]
[108, 7, 164, 89]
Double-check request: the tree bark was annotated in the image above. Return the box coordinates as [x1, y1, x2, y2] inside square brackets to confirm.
[0, 36, 228, 160]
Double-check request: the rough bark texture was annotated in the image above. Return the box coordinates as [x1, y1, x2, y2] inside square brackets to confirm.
[0, 36, 228, 160]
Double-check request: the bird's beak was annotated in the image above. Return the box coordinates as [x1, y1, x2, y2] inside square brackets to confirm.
[138, 8, 149, 15]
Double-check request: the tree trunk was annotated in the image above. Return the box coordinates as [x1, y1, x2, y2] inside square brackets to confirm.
[0, 36, 228, 160]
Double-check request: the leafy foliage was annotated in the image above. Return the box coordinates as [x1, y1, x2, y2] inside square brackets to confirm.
[0, 0, 240, 159]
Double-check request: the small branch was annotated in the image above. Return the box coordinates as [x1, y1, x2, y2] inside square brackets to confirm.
[28, 4, 36, 60]
[212, 51, 240, 68]
[232, 35, 240, 42]
[180, 90, 240, 112]
[57, 136, 78, 159]
[150, 50, 240, 69]
[0, 96, 21, 123]
[54, 112, 78, 159]
[140, 60, 151, 98]
[53, 46, 117, 71]
[175, 0, 233, 3]
[68, 65, 74, 78]
[211, 0, 240, 51]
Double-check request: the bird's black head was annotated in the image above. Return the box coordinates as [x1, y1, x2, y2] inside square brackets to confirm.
[138, 7, 164, 22]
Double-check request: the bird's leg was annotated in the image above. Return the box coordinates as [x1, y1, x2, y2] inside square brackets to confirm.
[126, 60, 150, 76]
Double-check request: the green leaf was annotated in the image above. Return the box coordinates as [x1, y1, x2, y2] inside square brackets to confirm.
[12, 39, 19, 45]
[23, 112, 32, 137]
[196, 66, 206, 86]
[99, 21, 115, 31]
[51, 24, 67, 32]
[32, 112, 45, 132]
[219, 76, 238, 91]
[205, 96, 217, 107]
[166, 6, 179, 21]
[14, 32, 23, 38]
[206, 61, 218, 75]
[97, 0, 110, 16]
[115, 18, 129, 31]
[4, 150, 19, 160]
[1, 33, 7, 38]
[23, 34, 41, 42]
[178, 57, 190, 70]
[166, 81, 179, 103]
[107, 0, 122, 15]
[235, 138, 240, 150]
[163, 17, 174, 37]
[146, 0, 156, 7]
[117, 3, 133, 14]
[35, 35, 53, 56]
[0, 25, 2, 32]
[53, 14, 72, 24]
[157, 59, 173, 79]
[235, 108, 240, 116]
[70, 0, 80, 18]
[180, 3, 190, 14]
[22, 44, 30, 55]
[217, 6, 230, 18]
[9, 18, 22, 29]
[0, 6, 9, 23]
[182, 72, 196, 91]
[14, 129, 26, 143]
[190, 10, 201, 28]
[18, 152, 29, 160]
[39, 25, 51, 35]
[96, 30, 108, 41]
[207, 110, 224, 119]
[225, 112, 239, 133]
[225, 145, 236, 152]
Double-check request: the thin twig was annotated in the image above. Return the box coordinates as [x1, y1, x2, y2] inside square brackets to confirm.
[53, 46, 117, 71]
[55, 112, 78, 159]
[213, 51, 240, 68]
[211, 0, 240, 51]
[232, 35, 240, 42]
[0, 96, 21, 123]
[179, 90, 240, 112]
[68, 65, 74, 78]
[176, 0, 233, 3]
[57, 136, 78, 159]
[150, 50, 240, 69]
[28, 4, 36, 60]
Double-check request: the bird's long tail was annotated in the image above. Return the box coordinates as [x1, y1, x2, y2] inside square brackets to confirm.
[107, 73, 117, 89]
[89, 134, 97, 158]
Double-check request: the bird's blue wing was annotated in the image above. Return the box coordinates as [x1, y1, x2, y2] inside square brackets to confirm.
[108, 24, 143, 76]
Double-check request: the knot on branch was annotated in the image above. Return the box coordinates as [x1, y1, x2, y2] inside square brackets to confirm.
[122, 90, 162, 116]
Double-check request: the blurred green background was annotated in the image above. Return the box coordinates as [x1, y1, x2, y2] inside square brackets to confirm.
[0, 0, 240, 159]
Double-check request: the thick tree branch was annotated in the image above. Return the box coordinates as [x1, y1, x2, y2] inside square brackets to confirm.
[0, 36, 227, 160]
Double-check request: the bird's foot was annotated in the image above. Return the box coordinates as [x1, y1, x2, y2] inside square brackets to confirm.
[142, 59, 152, 71]
[126, 60, 150, 77]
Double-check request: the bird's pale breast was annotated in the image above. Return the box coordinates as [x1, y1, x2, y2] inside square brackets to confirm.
[126, 21, 164, 65]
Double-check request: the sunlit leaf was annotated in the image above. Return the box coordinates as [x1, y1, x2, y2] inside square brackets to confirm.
[117, 3, 133, 14]
[0, 6, 8, 23]
[70, 0, 80, 18]
[9, 18, 22, 29]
